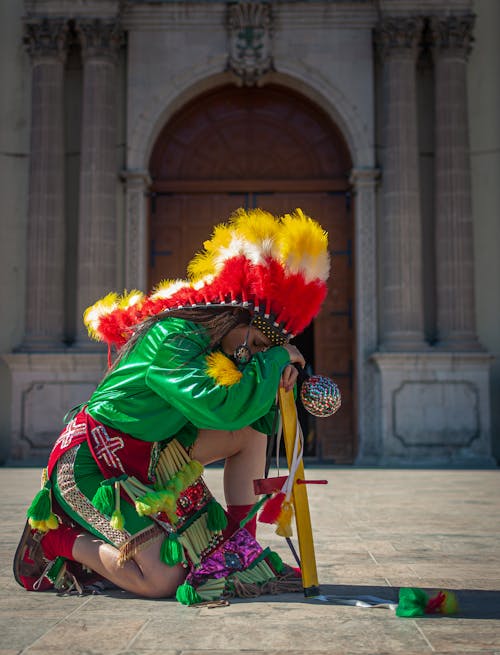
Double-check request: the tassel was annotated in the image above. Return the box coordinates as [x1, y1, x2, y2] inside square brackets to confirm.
[259, 492, 285, 524]
[110, 481, 125, 530]
[27, 484, 52, 521]
[437, 590, 459, 615]
[29, 513, 59, 533]
[91, 480, 115, 516]
[110, 510, 125, 531]
[27, 482, 59, 533]
[396, 587, 459, 617]
[175, 582, 203, 606]
[206, 500, 228, 532]
[135, 491, 164, 516]
[275, 500, 294, 538]
[425, 590, 459, 615]
[160, 535, 184, 566]
[266, 549, 284, 574]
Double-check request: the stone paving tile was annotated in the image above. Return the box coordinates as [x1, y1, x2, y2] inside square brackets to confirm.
[1, 467, 500, 654]
[117, 652, 500, 655]
[23, 614, 147, 654]
[129, 606, 431, 653]
[417, 618, 500, 652]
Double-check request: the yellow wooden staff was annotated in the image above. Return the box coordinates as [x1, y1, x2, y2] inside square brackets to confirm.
[278, 387, 320, 598]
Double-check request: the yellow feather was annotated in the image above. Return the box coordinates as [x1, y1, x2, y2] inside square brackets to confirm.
[205, 351, 243, 386]
[118, 289, 144, 309]
[151, 279, 188, 299]
[188, 223, 233, 281]
[278, 209, 330, 282]
[83, 292, 119, 341]
[231, 208, 280, 246]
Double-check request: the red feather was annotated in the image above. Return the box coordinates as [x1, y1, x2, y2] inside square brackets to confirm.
[259, 492, 286, 524]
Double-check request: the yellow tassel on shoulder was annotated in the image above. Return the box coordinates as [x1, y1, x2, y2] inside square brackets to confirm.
[206, 351, 243, 386]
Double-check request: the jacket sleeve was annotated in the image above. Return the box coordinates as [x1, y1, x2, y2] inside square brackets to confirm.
[145, 332, 290, 431]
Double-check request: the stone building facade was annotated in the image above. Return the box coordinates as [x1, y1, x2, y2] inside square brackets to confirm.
[0, 0, 498, 466]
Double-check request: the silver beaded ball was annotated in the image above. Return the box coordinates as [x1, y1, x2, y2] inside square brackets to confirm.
[300, 375, 341, 418]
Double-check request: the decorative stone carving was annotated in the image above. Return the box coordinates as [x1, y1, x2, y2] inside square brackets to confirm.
[374, 16, 422, 58]
[3, 353, 107, 460]
[430, 13, 474, 57]
[226, 1, 273, 86]
[23, 18, 68, 61]
[372, 352, 493, 465]
[76, 18, 123, 62]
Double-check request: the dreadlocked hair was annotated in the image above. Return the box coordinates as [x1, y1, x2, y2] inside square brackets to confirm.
[104, 306, 252, 377]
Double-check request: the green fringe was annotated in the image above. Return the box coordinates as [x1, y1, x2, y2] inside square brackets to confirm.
[196, 577, 227, 601]
[26, 483, 52, 522]
[160, 535, 184, 566]
[233, 560, 275, 585]
[266, 549, 284, 574]
[206, 500, 228, 531]
[91, 481, 115, 516]
[176, 582, 203, 606]
[240, 494, 270, 528]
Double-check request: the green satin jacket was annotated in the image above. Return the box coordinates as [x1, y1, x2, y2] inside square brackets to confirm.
[86, 317, 291, 447]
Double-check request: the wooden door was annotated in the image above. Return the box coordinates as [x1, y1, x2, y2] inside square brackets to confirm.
[149, 86, 355, 462]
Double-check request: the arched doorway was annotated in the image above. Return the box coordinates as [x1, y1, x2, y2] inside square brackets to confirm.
[149, 85, 355, 463]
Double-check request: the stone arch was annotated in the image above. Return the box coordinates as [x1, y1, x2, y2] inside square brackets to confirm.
[124, 70, 379, 463]
[127, 66, 372, 172]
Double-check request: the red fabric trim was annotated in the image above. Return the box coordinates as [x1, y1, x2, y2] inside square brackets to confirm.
[48, 409, 154, 485]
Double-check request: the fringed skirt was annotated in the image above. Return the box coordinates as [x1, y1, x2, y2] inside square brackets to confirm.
[32, 411, 301, 604]
[52, 441, 163, 561]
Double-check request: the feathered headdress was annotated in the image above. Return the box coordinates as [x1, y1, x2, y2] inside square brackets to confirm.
[84, 208, 330, 348]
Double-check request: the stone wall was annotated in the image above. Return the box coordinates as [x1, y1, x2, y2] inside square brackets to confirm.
[0, 0, 498, 465]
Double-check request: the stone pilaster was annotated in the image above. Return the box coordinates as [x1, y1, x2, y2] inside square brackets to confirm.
[122, 170, 151, 292]
[375, 18, 427, 351]
[75, 19, 122, 346]
[22, 19, 68, 350]
[431, 15, 481, 350]
[350, 168, 381, 463]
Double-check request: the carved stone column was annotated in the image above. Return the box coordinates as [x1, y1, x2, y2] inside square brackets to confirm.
[75, 19, 122, 346]
[431, 15, 481, 350]
[375, 18, 427, 351]
[22, 19, 68, 349]
[350, 168, 381, 463]
[122, 170, 151, 292]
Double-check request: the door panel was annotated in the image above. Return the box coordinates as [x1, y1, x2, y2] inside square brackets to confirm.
[148, 84, 354, 462]
[149, 190, 355, 463]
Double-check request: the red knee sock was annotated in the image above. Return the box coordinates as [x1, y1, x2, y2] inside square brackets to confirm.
[226, 504, 257, 538]
[41, 524, 81, 561]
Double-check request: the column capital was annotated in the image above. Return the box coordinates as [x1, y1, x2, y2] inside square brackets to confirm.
[349, 167, 380, 189]
[23, 18, 68, 63]
[76, 18, 123, 63]
[430, 14, 475, 60]
[120, 169, 152, 189]
[374, 16, 423, 60]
